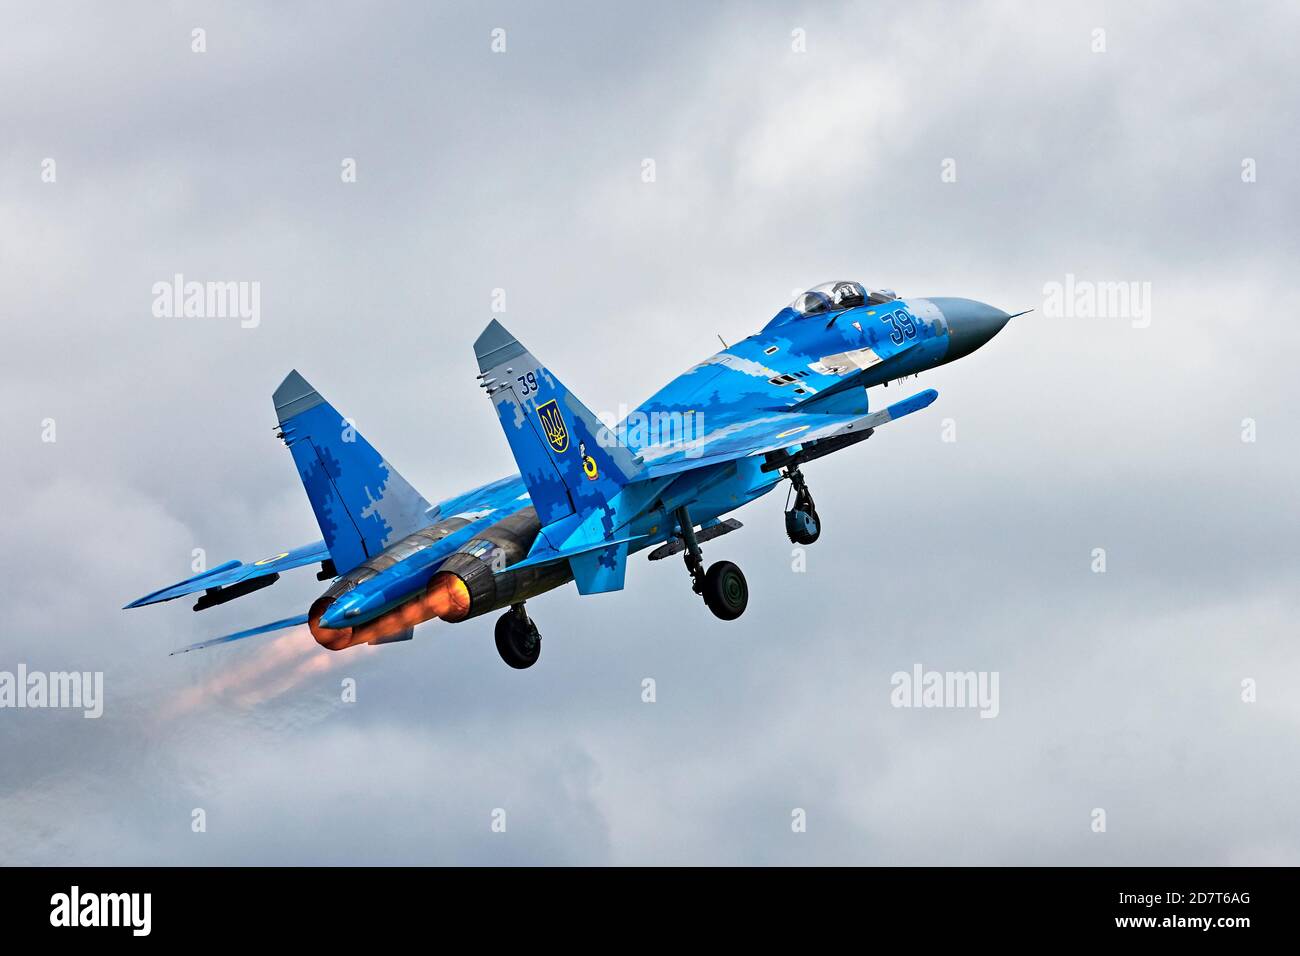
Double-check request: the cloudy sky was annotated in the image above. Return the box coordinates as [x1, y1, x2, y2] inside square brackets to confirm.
[2, 0, 1298, 865]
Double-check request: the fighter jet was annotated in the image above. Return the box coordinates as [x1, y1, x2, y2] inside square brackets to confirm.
[126, 282, 1017, 667]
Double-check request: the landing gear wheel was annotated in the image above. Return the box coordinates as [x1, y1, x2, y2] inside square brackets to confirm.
[785, 506, 821, 545]
[702, 560, 748, 621]
[494, 605, 541, 669]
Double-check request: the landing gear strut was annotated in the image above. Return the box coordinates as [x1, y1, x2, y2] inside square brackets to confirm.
[676, 506, 748, 621]
[784, 468, 821, 545]
[495, 603, 541, 669]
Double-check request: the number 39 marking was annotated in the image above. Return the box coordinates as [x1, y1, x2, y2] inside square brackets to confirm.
[880, 309, 918, 345]
[516, 371, 539, 395]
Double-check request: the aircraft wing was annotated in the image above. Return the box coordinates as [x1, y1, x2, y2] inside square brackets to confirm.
[123, 539, 332, 609]
[635, 388, 938, 480]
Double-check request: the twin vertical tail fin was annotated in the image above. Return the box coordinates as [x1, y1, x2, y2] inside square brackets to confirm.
[273, 370, 433, 575]
[473, 320, 643, 527]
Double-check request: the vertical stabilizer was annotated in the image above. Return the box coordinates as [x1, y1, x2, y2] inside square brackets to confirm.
[273, 370, 433, 574]
[473, 320, 643, 527]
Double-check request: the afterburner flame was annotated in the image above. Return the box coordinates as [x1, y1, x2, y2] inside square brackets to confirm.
[424, 572, 472, 622]
[351, 571, 472, 643]
[308, 596, 360, 651]
[310, 572, 472, 650]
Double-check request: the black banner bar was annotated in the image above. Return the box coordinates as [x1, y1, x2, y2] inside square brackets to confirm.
[0, 866, 1282, 942]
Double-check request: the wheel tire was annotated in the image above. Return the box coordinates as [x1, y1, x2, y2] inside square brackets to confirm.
[494, 612, 541, 669]
[702, 560, 748, 621]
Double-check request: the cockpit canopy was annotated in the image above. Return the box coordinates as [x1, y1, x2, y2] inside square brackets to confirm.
[787, 280, 898, 317]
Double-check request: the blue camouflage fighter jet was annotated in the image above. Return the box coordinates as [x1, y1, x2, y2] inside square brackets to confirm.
[127, 282, 1017, 667]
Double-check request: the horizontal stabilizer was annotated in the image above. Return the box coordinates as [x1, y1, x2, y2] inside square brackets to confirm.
[647, 519, 743, 560]
[507, 532, 647, 573]
[125, 540, 331, 609]
[169, 614, 309, 656]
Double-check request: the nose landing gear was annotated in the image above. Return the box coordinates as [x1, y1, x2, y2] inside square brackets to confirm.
[676, 506, 749, 620]
[495, 603, 541, 669]
[784, 468, 821, 545]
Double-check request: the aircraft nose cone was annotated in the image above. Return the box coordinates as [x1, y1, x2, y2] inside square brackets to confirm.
[934, 298, 1012, 362]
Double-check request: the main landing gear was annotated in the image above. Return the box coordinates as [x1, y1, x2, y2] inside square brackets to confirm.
[783, 467, 821, 546]
[676, 506, 749, 621]
[495, 603, 541, 669]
